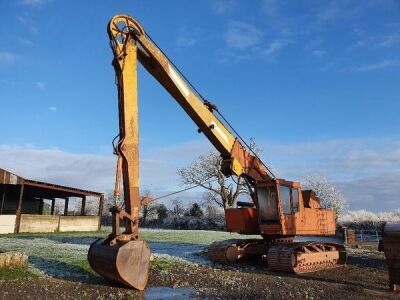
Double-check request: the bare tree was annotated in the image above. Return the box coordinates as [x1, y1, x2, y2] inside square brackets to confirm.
[171, 199, 184, 217]
[201, 196, 219, 217]
[53, 199, 64, 215]
[303, 173, 348, 217]
[177, 139, 263, 209]
[84, 196, 100, 215]
[139, 188, 157, 225]
[104, 190, 124, 213]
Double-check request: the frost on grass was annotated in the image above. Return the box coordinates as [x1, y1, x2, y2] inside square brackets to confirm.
[0, 237, 93, 279]
[0, 233, 213, 279]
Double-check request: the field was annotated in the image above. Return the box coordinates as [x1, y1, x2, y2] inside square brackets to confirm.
[0, 228, 398, 299]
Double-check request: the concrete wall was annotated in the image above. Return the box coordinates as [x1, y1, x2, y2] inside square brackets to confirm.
[59, 216, 99, 232]
[19, 215, 59, 233]
[16, 214, 99, 233]
[0, 215, 16, 234]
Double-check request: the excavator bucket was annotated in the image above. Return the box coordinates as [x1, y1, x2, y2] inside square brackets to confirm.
[88, 239, 151, 291]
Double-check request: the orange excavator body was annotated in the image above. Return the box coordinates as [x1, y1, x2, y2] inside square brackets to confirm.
[88, 14, 347, 290]
[226, 179, 336, 237]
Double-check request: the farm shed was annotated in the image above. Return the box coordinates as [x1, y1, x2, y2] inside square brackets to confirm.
[0, 168, 104, 234]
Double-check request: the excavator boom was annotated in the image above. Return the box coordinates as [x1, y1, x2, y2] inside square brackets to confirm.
[107, 15, 272, 183]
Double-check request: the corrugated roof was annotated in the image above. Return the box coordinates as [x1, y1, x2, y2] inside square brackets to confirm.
[0, 168, 103, 197]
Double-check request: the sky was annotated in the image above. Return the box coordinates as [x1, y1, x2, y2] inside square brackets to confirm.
[0, 0, 399, 212]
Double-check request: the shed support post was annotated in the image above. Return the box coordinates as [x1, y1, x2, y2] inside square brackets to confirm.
[98, 194, 104, 231]
[14, 181, 25, 233]
[81, 195, 86, 216]
[64, 198, 69, 216]
[0, 185, 7, 215]
[51, 199, 55, 215]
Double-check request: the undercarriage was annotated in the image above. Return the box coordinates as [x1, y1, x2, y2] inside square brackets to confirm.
[207, 238, 347, 274]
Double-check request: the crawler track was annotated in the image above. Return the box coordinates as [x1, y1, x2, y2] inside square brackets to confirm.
[207, 239, 347, 274]
[267, 242, 347, 273]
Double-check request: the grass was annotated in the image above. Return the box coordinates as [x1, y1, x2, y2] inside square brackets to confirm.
[0, 228, 261, 280]
[2, 227, 261, 245]
[0, 267, 38, 280]
[141, 229, 261, 245]
[150, 257, 187, 271]
[2, 229, 108, 239]
[69, 258, 93, 274]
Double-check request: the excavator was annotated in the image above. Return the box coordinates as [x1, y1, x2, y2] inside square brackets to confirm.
[87, 14, 347, 290]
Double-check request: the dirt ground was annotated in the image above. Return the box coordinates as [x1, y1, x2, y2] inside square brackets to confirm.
[0, 247, 399, 300]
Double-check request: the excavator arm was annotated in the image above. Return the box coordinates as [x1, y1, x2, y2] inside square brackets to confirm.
[108, 14, 272, 183]
[88, 14, 273, 291]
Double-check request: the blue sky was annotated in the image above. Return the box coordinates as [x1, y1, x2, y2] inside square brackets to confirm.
[0, 0, 399, 212]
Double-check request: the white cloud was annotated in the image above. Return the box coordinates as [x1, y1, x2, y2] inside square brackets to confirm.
[263, 138, 400, 181]
[0, 139, 400, 212]
[262, 0, 278, 17]
[0, 52, 16, 64]
[176, 36, 197, 48]
[1, 136, 398, 212]
[20, 0, 49, 6]
[260, 137, 400, 212]
[317, 4, 340, 23]
[0, 145, 114, 193]
[261, 39, 290, 56]
[16, 14, 39, 34]
[15, 36, 34, 46]
[349, 59, 400, 72]
[337, 173, 400, 212]
[225, 21, 263, 50]
[210, 0, 236, 15]
[0, 141, 211, 196]
[35, 81, 45, 90]
[353, 32, 400, 49]
[221, 20, 291, 63]
[176, 29, 199, 48]
[379, 33, 400, 48]
[48, 106, 57, 111]
[311, 49, 327, 57]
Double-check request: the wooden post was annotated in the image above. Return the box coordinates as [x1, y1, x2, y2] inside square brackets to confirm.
[0, 185, 7, 215]
[50, 198, 55, 215]
[98, 194, 104, 231]
[64, 198, 69, 216]
[343, 227, 348, 245]
[38, 198, 44, 214]
[14, 181, 25, 233]
[81, 195, 86, 216]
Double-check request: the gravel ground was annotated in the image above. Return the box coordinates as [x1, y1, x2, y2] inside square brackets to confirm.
[0, 230, 398, 299]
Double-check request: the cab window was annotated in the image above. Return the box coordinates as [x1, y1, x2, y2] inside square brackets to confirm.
[279, 186, 291, 214]
[291, 188, 299, 212]
[257, 187, 279, 223]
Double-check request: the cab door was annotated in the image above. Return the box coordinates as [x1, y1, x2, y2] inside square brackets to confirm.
[279, 185, 300, 234]
[257, 186, 279, 224]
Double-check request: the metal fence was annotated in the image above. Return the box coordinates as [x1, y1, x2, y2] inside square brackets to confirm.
[354, 230, 381, 242]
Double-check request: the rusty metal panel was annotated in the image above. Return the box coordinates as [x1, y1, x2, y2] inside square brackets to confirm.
[0, 168, 22, 185]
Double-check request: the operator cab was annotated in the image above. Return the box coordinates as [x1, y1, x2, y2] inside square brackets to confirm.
[256, 179, 301, 225]
[225, 179, 302, 235]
